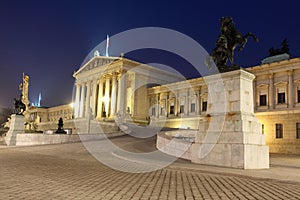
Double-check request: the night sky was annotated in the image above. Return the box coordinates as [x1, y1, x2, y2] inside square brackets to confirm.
[0, 0, 299, 109]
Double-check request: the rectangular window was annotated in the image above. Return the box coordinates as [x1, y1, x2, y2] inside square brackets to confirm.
[296, 123, 300, 139]
[170, 106, 174, 115]
[298, 90, 300, 103]
[151, 107, 156, 116]
[278, 92, 285, 104]
[180, 105, 184, 114]
[160, 107, 164, 115]
[275, 123, 283, 138]
[259, 95, 267, 106]
[190, 103, 196, 113]
[202, 101, 207, 111]
[262, 124, 264, 134]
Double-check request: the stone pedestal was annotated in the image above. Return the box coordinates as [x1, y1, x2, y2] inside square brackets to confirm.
[5, 114, 25, 146]
[191, 70, 269, 169]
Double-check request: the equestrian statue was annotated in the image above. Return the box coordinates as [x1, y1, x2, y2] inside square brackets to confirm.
[208, 17, 258, 71]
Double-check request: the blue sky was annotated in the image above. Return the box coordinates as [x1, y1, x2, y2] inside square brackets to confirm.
[0, 0, 299, 108]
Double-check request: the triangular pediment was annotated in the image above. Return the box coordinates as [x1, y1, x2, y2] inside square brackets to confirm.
[257, 83, 269, 88]
[274, 81, 287, 86]
[74, 56, 120, 76]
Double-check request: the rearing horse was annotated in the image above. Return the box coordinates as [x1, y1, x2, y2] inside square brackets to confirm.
[220, 17, 258, 65]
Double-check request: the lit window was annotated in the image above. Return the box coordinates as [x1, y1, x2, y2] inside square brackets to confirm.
[260, 95, 267, 106]
[296, 123, 300, 139]
[180, 105, 184, 114]
[278, 93, 285, 104]
[151, 107, 156, 116]
[170, 106, 174, 115]
[275, 123, 283, 138]
[190, 103, 196, 113]
[202, 101, 207, 111]
[160, 107, 164, 115]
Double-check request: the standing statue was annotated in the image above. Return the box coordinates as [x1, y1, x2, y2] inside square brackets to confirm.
[55, 117, 66, 134]
[13, 95, 26, 115]
[208, 17, 258, 71]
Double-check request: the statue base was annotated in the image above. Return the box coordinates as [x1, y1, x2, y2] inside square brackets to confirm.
[5, 114, 25, 146]
[55, 128, 67, 134]
[218, 65, 241, 73]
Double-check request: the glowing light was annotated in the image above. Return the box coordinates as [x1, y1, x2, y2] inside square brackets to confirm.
[69, 102, 74, 108]
[101, 96, 109, 104]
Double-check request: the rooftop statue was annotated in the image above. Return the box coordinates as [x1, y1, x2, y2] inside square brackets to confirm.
[268, 39, 289, 56]
[208, 17, 258, 71]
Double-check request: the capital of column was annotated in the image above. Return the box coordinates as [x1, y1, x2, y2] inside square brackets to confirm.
[269, 73, 273, 79]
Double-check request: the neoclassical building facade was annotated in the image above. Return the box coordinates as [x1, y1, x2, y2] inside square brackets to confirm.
[148, 58, 300, 154]
[248, 58, 300, 154]
[28, 55, 300, 154]
[72, 55, 184, 122]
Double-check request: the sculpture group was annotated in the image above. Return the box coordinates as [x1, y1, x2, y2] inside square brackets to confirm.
[13, 95, 26, 115]
[209, 16, 258, 70]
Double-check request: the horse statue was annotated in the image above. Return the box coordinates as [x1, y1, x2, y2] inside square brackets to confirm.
[209, 17, 258, 70]
[14, 95, 26, 115]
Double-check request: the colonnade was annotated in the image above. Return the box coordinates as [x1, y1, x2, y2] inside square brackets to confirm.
[74, 72, 127, 119]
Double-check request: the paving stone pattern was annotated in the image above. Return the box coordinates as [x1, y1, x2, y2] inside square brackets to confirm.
[0, 136, 299, 200]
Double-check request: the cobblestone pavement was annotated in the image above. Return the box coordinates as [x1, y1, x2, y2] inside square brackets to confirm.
[0, 135, 300, 200]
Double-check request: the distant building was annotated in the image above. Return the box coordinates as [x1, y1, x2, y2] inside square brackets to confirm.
[26, 104, 74, 132]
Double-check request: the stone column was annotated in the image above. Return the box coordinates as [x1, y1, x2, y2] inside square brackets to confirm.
[74, 83, 81, 118]
[117, 72, 127, 115]
[85, 81, 91, 117]
[156, 94, 160, 118]
[269, 74, 274, 109]
[197, 88, 201, 115]
[110, 73, 117, 117]
[104, 76, 111, 117]
[186, 90, 189, 116]
[91, 79, 98, 117]
[175, 92, 178, 116]
[253, 79, 257, 111]
[166, 93, 169, 117]
[79, 83, 86, 118]
[97, 79, 104, 118]
[288, 70, 294, 108]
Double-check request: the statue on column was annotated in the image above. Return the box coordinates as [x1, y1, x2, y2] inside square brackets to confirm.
[207, 16, 259, 72]
[19, 73, 30, 110]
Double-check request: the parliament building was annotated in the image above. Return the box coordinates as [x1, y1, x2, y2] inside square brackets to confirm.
[27, 54, 300, 154]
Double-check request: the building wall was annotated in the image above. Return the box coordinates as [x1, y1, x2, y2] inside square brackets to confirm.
[246, 58, 300, 154]
[26, 104, 73, 132]
[256, 112, 300, 154]
[148, 58, 300, 154]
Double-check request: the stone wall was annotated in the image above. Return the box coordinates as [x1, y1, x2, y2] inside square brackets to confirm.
[15, 132, 125, 146]
[156, 70, 269, 169]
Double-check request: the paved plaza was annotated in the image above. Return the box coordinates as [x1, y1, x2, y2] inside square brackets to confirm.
[0, 135, 300, 200]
